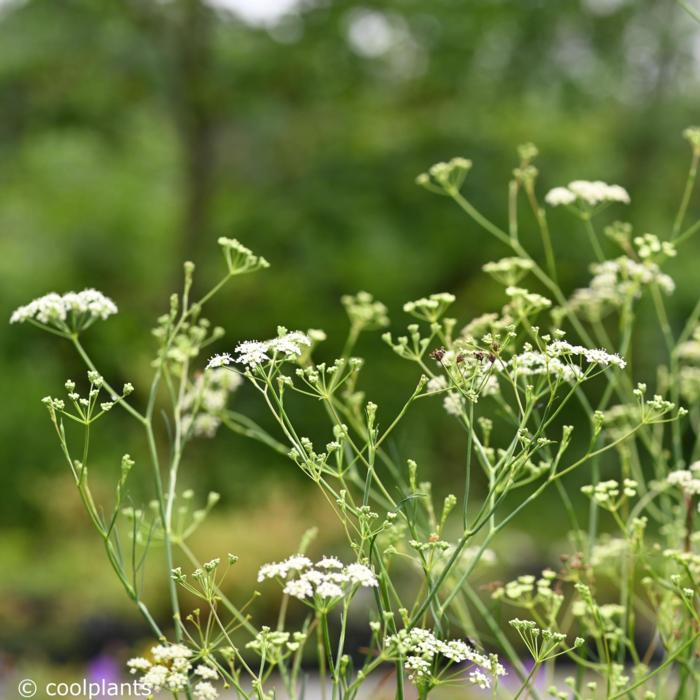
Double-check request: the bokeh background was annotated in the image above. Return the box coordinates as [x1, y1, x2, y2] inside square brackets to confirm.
[2, 0, 700, 694]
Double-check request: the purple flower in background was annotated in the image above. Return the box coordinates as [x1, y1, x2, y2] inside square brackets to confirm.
[87, 654, 121, 689]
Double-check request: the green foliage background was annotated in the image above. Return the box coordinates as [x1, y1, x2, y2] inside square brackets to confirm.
[1, 0, 700, 670]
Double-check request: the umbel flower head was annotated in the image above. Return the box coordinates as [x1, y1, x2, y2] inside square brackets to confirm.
[217, 237, 270, 275]
[482, 257, 534, 286]
[384, 627, 506, 690]
[545, 180, 630, 209]
[10, 289, 117, 335]
[181, 367, 243, 439]
[666, 463, 700, 497]
[127, 642, 220, 700]
[509, 619, 584, 663]
[257, 554, 378, 607]
[403, 292, 455, 322]
[341, 291, 389, 331]
[416, 157, 473, 194]
[565, 256, 675, 322]
[207, 328, 312, 371]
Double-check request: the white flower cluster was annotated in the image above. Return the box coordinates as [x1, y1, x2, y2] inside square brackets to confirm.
[432, 338, 624, 391]
[342, 291, 390, 330]
[10, 289, 117, 331]
[182, 367, 243, 438]
[127, 643, 218, 700]
[634, 233, 676, 260]
[597, 258, 675, 295]
[461, 312, 512, 342]
[590, 536, 628, 568]
[416, 157, 472, 192]
[427, 350, 501, 410]
[482, 257, 534, 285]
[667, 464, 700, 496]
[426, 375, 448, 393]
[509, 351, 583, 382]
[545, 181, 630, 207]
[581, 479, 637, 508]
[204, 352, 232, 369]
[505, 286, 552, 314]
[207, 330, 311, 370]
[403, 293, 456, 321]
[507, 339, 625, 382]
[257, 555, 378, 602]
[546, 340, 626, 369]
[443, 391, 465, 416]
[426, 376, 474, 416]
[568, 257, 675, 320]
[385, 627, 505, 689]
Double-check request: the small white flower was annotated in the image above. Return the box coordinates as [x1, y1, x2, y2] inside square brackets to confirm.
[345, 562, 379, 587]
[483, 257, 534, 285]
[63, 289, 118, 319]
[235, 340, 270, 367]
[286, 554, 314, 570]
[469, 669, 491, 689]
[225, 331, 312, 368]
[206, 353, 233, 369]
[10, 289, 117, 330]
[269, 331, 312, 357]
[385, 627, 503, 688]
[165, 671, 189, 691]
[257, 555, 313, 582]
[127, 657, 152, 674]
[193, 680, 219, 700]
[141, 665, 169, 690]
[283, 578, 314, 599]
[547, 340, 626, 369]
[426, 376, 447, 393]
[569, 180, 630, 206]
[127, 642, 201, 695]
[192, 414, 221, 438]
[152, 643, 193, 663]
[667, 469, 700, 496]
[545, 181, 630, 208]
[605, 184, 631, 204]
[316, 581, 344, 598]
[317, 556, 344, 569]
[194, 665, 219, 680]
[443, 392, 464, 416]
[403, 293, 456, 321]
[201, 388, 228, 412]
[405, 655, 431, 680]
[510, 351, 583, 382]
[505, 286, 551, 311]
[545, 186, 577, 206]
[259, 555, 378, 603]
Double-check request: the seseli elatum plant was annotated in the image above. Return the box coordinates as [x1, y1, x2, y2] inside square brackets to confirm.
[12, 132, 700, 699]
